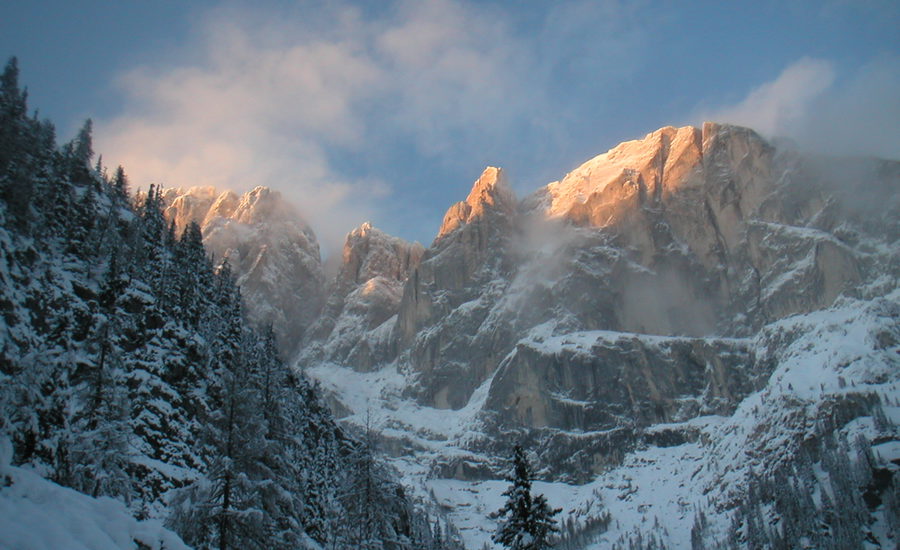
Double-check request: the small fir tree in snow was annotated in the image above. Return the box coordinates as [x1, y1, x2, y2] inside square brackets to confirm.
[492, 445, 561, 550]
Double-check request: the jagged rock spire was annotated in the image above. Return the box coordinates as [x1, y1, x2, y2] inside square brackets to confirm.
[340, 221, 424, 285]
[437, 166, 516, 240]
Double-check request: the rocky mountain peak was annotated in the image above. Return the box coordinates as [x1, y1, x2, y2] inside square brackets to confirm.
[541, 125, 704, 222]
[464, 166, 514, 211]
[300, 222, 423, 369]
[437, 166, 516, 240]
[163, 186, 299, 231]
[340, 221, 424, 285]
[538, 122, 777, 228]
[231, 185, 293, 225]
[204, 189, 240, 225]
[161, 185, 324, 355]
[160, 185, 219, 230]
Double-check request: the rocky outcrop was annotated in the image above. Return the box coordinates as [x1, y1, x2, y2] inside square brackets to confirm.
[310, 125, 894, 417]
[436, 166, 517, 240]
[433, 328, 760, 482]
[341, 222, 423, 285]
[486, 331, 755, 432]
[301, 222, 423, 370]
[161, 186, 324, 356]
[427, 165, 517, 292]
[393, 167, 519, 408]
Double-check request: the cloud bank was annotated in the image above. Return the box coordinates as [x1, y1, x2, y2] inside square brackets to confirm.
[95, 1, 535, 250]
[700, 55, 900, 160]
[95, 0, 648, 251]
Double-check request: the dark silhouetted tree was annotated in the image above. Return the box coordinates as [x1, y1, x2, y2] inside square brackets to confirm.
[493, 445, 561, 550]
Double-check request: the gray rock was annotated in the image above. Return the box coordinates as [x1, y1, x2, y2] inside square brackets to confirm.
[301, 222, 423, 370]
[161, 186, 324, 356]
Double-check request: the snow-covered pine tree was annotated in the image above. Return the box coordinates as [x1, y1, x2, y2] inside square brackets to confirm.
[281, 372, 343, 545]
[337, 414, 388, 549]
[111, 165, 129, 200]
[0, 57, 35, 230]
[174, 221, 210, 328]
[493, 444, 561, 550]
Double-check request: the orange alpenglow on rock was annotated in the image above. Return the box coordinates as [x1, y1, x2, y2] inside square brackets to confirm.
[437, 166, 516, 240]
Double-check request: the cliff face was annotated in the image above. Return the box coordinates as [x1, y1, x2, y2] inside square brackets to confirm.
[386, 167, 519, 408]
[292, 123, 898, 548]
[300, 222, 423, 370]
[161, 186, 325, 356]
[524, 123, 860, 336]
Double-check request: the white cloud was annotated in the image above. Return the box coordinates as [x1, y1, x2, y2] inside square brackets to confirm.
[798, 56, 900, 160]
[95, 0, 553, 251]
[700, 58, 836, 136]
[97, 7, 379, 251]
[698, 56, 900, 160]
[372, 0, 536, 154]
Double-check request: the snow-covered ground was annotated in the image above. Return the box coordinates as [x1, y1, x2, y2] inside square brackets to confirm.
[305, 293, 900, 549]
[0, 438, 189, 550]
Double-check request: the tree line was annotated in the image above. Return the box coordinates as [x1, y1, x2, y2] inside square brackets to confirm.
[0, 56, 454, 550]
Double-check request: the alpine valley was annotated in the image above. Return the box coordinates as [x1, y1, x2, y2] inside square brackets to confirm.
[2, 56, 899, 549]
[165, 123, 900, 548]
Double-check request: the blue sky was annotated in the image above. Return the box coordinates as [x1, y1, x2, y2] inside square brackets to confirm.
[2, 0, 898, 252]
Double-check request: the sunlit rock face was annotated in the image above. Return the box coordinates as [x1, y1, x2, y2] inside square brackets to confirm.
[394, 166, 520, 408]
[535, 123, 777, 269]
[300, 222, 423, 370]
[436, 166, 517, 240]
[522, 123, 889, 337]
[304, 124, 898, 416]
[161, 186, 324, 356]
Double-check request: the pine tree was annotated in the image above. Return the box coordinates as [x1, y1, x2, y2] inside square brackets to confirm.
[174, 222, 210, 328]
[72, 119, 93, 167]
[338, 414, 385, 549]
[493, 445, 561, 550]
[112, 165, 129, 199]
[0, 56, 37, 230]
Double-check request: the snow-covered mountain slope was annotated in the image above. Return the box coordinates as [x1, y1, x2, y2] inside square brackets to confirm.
[0, 438, 189, 550]
[162, 186, 324, 355]
[292, 123, 899, 548]
[307, 295, 899, 548]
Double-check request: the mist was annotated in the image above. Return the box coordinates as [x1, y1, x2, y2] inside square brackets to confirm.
[698, 55, 900, 161]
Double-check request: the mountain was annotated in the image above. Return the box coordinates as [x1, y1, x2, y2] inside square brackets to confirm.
[2, 50, 897, 548]
[294, 124, 899, 548]
[161, 185, 325, 356]
[301, 221, 424, 370]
